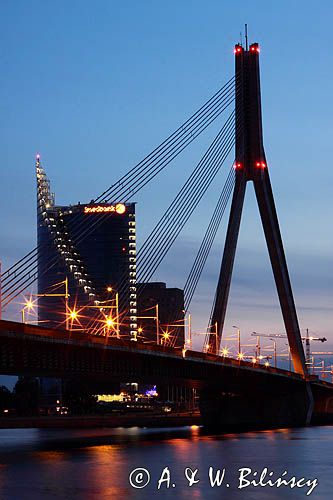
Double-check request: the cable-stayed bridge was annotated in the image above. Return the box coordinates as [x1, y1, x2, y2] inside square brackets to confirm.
[1, 39, 333, 429]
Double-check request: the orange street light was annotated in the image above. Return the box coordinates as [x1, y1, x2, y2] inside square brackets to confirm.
[69, 309, 78, 320]
[21, 298, 36, 323]
[66, 308, 80, 328]
[160, 330, 171, 346]
[105, 317, 114, 329]
[221, 347, 229, 357]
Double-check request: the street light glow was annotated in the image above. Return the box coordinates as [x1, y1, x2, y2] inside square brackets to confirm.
[105, 317, 114, 328]
[69, 310, 78, 320]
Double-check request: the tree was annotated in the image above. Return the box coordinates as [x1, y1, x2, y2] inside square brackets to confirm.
[63, 379, 98, 415]
[0, 386, 13, 412]
[13, 377, 39, 416]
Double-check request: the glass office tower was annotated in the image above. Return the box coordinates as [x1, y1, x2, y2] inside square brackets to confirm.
[36, 156, 137, 338]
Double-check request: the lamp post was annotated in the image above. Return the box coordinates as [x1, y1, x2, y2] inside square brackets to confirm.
[21, 298, 34, 323]
[137, 303, 160, 345]
[214, 322, 218, 355]
[105, 287, 119, 338]
[232, 325, 241, 356]
[156, 304, 159, 345]
[34, 277, 69, 329]
[161, 330, 170, 345]
[187, 313, 192, 349]
[87, 291, 120, 337]
[273, 340, 277, 368]
[256, 335, 261, 359]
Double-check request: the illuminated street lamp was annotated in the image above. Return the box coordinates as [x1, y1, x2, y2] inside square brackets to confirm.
[67, 308, 79, 325]
[137, 303, 160, 345]
[221, 347, 229, 358]
[88, 290, 119, 338]
[161, 330, 170, 345]
[203, 321, 219, 354]
[104, 315, 116, 337]
[105, 317, 114, 329]
[21, 298, 35, 323]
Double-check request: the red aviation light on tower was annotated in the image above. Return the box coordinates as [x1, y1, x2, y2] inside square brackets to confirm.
[256, 161, 267, 169]
[250, 43, 260, 53]
[234, 44, 243, 55]
[234, 161, 243, 170]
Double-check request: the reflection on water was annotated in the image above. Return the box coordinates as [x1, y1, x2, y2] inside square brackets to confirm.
[0, 425, 331, 499]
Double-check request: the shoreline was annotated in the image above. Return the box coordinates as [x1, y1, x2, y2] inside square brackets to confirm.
[0, 412, 202, 429]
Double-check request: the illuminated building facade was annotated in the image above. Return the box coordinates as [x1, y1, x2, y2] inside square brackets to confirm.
[36, 156, 137, 338]
[137, 282, 185, 349]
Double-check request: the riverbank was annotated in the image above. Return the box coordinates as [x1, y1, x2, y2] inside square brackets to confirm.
[0, 412, 201, 429]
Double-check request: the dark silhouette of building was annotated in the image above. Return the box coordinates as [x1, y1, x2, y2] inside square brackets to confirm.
[36, 155, 137, 338]
[137, 282, 185, 348]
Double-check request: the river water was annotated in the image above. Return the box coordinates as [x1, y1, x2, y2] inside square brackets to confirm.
[0, 425, 331, 499]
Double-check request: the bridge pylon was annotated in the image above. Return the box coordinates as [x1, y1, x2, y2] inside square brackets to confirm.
[209, 42, 307, 377]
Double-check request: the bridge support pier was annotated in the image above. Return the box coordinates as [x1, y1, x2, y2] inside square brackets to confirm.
[199, 375, 314, 431]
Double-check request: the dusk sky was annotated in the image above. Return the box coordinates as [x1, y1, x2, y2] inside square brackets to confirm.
[0, 0, 332, 387]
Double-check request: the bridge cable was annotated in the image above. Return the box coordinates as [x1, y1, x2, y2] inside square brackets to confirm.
[1, 75, 237, 284]
[203, 170, 247, 353]
[1, 80, 238, 305]
[167, 167, 236, 349]
[1, 92, 237, 308]
[84, 116, 237, 334]
[183, 166, 235, 312]
[137, 125, 236, 285]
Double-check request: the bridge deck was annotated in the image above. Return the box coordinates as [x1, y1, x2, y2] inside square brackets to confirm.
[0, 319, 305, 383]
